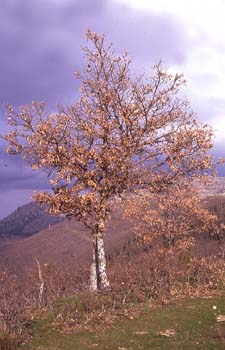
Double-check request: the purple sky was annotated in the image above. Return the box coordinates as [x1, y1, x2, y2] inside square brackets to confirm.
[0, 0, 224, 218]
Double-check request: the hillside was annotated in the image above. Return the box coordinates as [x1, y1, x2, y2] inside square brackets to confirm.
[0, 207, 135, 272]
[0, 177, 225, 272]
[0, 201, 62, 237]
[1, 181, 225, 350]
[198, 176, 225, 196]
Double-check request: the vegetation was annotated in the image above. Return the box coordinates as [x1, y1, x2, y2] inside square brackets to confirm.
[23, 295, 225, 350]
[1, 31, 225, 349]
[1, 193, 225, 348]
[3, 31, 214, 291]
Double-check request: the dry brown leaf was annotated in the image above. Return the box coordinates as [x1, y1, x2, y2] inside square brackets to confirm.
[217, 315, 225, 322]
[159, 329, 176, 337]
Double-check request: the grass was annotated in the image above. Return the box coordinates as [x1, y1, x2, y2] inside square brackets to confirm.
[21, 294, 225, 350]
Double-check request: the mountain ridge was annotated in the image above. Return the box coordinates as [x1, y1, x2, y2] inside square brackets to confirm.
[0, 201, 62, 237]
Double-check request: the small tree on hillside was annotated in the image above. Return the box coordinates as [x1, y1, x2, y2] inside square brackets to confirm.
[3, 31, 214, 291]
[124, 183, 218, 251]
[124, 183, 224, 294]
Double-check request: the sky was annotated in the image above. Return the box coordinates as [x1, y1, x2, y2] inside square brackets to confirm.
[0, 0, 225, 218]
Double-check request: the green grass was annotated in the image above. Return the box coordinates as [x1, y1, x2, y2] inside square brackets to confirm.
[22, 295, 225, 350]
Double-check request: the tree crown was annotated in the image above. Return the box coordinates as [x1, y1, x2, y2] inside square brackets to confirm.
[4, 30, 214, 227]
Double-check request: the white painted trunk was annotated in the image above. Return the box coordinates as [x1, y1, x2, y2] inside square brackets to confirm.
[97, 234, 110, 289]
[89, 229, 110, 291]
[90, 244, 98, 292]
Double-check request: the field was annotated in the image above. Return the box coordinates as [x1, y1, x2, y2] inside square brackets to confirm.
[22, 295, 225, 350]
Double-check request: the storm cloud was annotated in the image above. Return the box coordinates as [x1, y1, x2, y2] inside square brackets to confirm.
[0, 0, 189, 107]
[0, 152, 49, 192]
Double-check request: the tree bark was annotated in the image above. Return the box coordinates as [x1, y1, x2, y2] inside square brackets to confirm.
[90, 243, 98, 292]
[90, 220, 110, 291]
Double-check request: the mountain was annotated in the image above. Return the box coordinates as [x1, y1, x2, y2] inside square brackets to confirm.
[0, 207, 135, 272]
[0, 202, 62, 237]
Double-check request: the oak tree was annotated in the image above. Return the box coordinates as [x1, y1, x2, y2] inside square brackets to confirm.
[4, 31, 214, 291]
[124, 182, 223, 293]
[124, 182, 218, 253]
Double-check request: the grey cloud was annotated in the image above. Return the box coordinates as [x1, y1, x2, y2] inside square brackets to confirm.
[0, 0, 107, 108]
[0, 189, 36, 219]
[0, 1, 83, 107]
[192, 73, 219, 87]
[106, 9, 189, 65]
[0, 0, 190, 108]
[0, 149, 49, 192]
[190, 96, 225, 123]
[187, 96, 225, 167]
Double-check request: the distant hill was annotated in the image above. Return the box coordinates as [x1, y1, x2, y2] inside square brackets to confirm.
[0, 202, 62, 237]
[1, 176, 224, 239]
[0, 207, 135, 272]
[200, 177, 225, 196]
[0, 178, 225, 273]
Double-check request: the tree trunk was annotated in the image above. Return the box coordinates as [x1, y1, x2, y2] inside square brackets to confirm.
[90, 220, 110, 291]
[90, 242, 98, 292]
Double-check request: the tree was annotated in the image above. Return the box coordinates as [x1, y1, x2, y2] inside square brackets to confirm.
[124, 182, 222, 293]
[3, 30, 214, 291]
[124, 182, 218, 252]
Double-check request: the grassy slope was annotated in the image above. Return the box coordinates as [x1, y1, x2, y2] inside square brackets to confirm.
[24, 295, 225, 350]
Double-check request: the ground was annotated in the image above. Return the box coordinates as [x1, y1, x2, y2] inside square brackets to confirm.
[22, 294, 225, 350]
